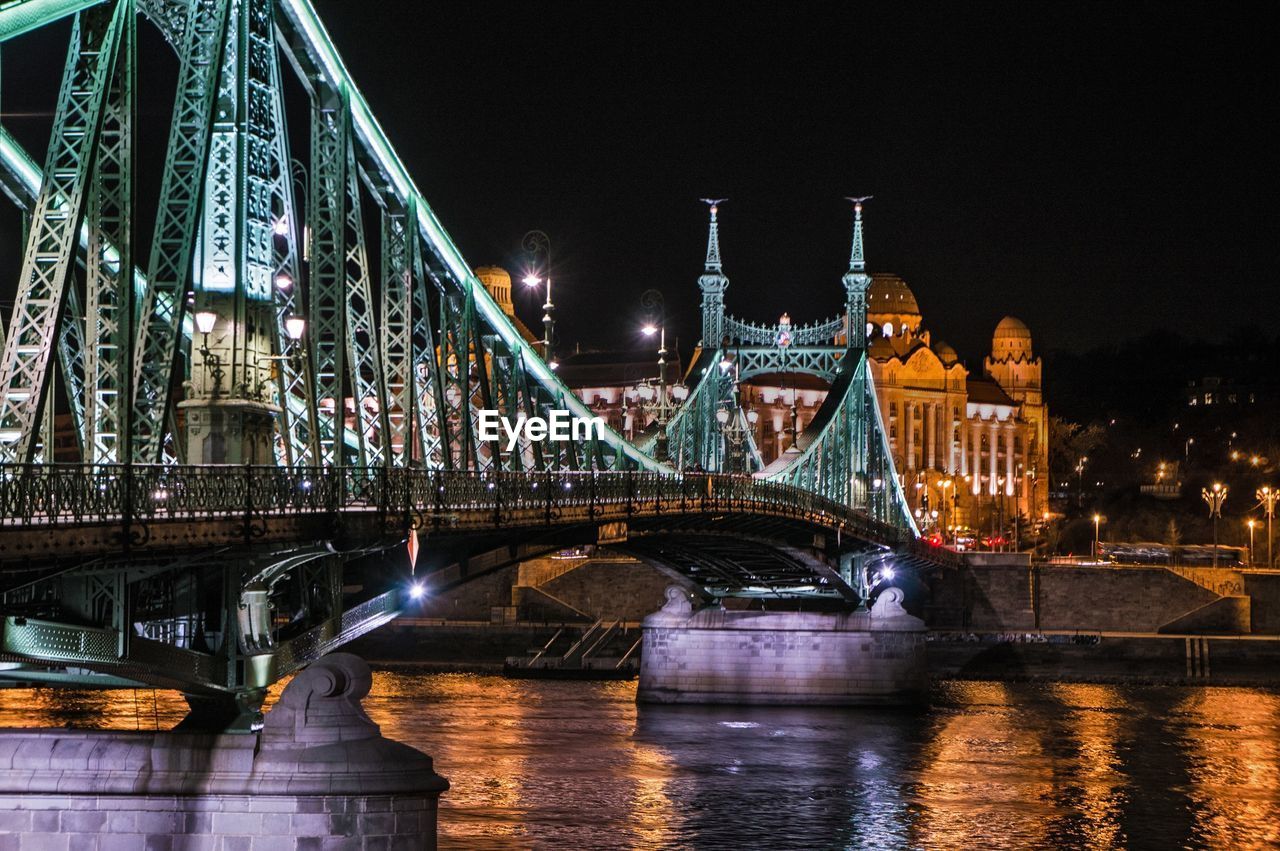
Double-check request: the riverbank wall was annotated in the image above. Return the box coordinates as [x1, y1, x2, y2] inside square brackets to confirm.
[928, 633, 1280, 686]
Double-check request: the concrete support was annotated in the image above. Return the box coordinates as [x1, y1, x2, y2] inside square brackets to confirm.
[0, 654, 448, 849]
[971, 421, 982, 493]
[638, 586, 926, 706]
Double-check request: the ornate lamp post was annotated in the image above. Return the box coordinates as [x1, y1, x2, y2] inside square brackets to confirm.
[1201, 482, 1228, 567]
[521, 230, 555, 367]
[1257, 486, 1276, 569]
[1075, 455, 1088, 506]
[640, 288, 667, 390]
[714, 402, 756, 474]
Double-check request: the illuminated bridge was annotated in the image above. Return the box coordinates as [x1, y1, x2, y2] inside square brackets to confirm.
[0, 0, 944, 723]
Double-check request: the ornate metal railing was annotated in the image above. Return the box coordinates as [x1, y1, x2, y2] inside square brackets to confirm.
[723, 314, 844, 347]
[0, 464, 909, 546]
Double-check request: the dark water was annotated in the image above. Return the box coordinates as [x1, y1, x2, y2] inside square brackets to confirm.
[5, 676, 1280, 849]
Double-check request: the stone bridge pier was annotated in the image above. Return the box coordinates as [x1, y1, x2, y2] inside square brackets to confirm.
[0, 654, 447, 849]
[637, 586, 927, 706]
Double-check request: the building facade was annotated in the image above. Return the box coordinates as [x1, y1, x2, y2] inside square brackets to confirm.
[478, 207, 1049, 544]
[860, 275, 1048, 536]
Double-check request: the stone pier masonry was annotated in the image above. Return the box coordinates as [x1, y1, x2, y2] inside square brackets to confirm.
[638, 586, 927, 706]
[0, 654, 447, 849]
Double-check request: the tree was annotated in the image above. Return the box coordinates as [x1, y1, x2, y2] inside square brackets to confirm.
[1049, 416, 1106, 486]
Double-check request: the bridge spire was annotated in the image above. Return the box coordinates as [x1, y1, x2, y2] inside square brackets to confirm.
[842, 196, 873, 351]
[698, 199, 729, 347]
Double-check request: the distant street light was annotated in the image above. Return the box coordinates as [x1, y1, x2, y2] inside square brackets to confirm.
[1093, 513, 1102, 561]
[1257, 486, 1277, 569]
[1248, 519, 1258, 566]
[1202, 482, 1228, 567]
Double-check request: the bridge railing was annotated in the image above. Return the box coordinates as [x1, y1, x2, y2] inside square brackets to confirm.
[0, 465, 908, 545]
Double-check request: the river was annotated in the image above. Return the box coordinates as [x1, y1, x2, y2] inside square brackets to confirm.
[3, 674, 1280, 849]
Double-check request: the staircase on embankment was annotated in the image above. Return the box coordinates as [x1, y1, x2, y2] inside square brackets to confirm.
[503, 618, 642, 679]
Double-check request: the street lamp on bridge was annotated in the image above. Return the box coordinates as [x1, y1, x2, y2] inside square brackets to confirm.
[521, 230, 556, 368]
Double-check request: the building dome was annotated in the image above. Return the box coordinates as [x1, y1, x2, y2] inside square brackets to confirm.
[867, 273, 920, 317]
[474, 266, 514, 316]
[992, 315, 1033, 357]
[934, 340, 959, 365]
[474, 265, 510, 286]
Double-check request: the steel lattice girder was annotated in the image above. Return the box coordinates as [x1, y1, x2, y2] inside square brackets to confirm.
[341, 137, 388, 468]
[0, 1, 126, 463]
[83, 0, 134, 464]
[130, 0, 232, 463]
[762, 353, 916, 534]
[379, 207, 412, 467]
[307, 93, 346, 467]
[261, 16, 315, 467]
[407, 224, 446, 467]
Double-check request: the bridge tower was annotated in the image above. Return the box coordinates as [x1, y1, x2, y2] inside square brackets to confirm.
[179, 0, 284, 465]
[697, 199, 728, 347]
[842, 197, 873, 352]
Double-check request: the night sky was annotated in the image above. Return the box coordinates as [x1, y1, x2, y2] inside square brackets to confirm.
[1, 3, 1274, 367]
[306, 1, 1275, 364]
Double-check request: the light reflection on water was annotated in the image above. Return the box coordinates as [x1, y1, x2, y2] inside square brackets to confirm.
[4, 676, 1280, 849]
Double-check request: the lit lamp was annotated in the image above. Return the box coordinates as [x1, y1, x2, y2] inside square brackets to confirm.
[194, 310, 217, 337]
[193, 311, 224, 393]
[715, 407, 731, 426]
[671, 384, 689, 402]
[258, 315, 307, 374]
[1248, 518, 1258, 566]
[1201, 482, 1228, 567]
[1093, 513, 1102, 561]
[284, 315, 306, 341]
[274, 272, 293, 291]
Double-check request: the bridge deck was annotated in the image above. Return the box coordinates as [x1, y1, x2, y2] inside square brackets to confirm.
[0, 467, 908, 562]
